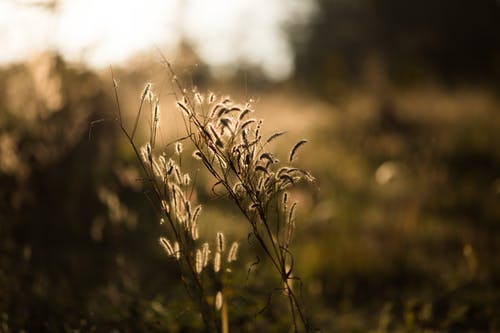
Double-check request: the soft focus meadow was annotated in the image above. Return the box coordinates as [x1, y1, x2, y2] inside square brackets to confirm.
[1, 1, 500, 332]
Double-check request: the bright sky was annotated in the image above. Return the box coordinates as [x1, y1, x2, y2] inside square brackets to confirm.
[0, 0, 315, 80]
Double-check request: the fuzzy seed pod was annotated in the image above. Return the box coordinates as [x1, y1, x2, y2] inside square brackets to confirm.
[146, 143, 152, 163]
[227, 242, 239, 263]
[141, 82, 152, 101]
[191, 220, 199, 240]
[158, 155, 166, 169]
[161, 200, 170, 214]
[266, 131, 287, 144]
[259, 152, 274, 163]
[177, 101, 191, 117]
[220, 117, 232, 129]
[241, 119, 256, 130]
[285, 218, 296, 248]
[140, 146, 149, 163]
[195, 249, 203, 273]
[195, 92, 203, 104]
[239, 108, 253, 120]
[217, 232, 225, 253]
[288, 202, 297, 227]
[289, 140, 307, 163]
[255, 165, 268, 174]
[209, 93, 216, 104]
[159, 237, 174, 256]
[183, 173, 191, 186]
[214, 252, 221, 273]
[174, 242, 180, 259]
[193, 150, 203, 160]
[175, 142, 183, 155]
[202, 242, 210, 268]
[192, 205, 202, 223]
[210, 103, 223, 118]
[153, 102, 160, 129]
[216, 107, 229, 118]
[215, 291, 223, 311]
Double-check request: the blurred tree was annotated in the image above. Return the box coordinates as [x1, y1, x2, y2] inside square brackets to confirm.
[0, 53, 176, 331]
[293, 0, 500, 95]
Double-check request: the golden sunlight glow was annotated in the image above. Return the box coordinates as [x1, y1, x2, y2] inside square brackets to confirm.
[0, 0, 316, 80]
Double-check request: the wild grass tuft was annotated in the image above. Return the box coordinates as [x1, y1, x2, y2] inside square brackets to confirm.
[111, 61, 316, 332]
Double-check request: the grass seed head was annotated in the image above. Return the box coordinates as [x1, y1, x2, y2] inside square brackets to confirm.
[146, 143, 152, 163]
[195, 249, 203, 273]
[175, 142, 183, 155]
[208, 92, 216, 104]
[174, 242, 180, 259]
[214, 252, 221, 273]
[239, 108, 253, 120]
[227, 242, 239, 263]
[289, 139, 308, 163]
[195, 92, 203, 104]
[215, 291, 223, 311]
[202, 242, 210, 268]
[141, 82, 152, 101]
[183, 173, 191, 186]
[193, 150, 203, 160]
[217, 231, 225, 253]
[177, 101, 191, 117]
[266, 131, 287, 144]
[159, 237, 174, 256]
[153, 101, 160, 129]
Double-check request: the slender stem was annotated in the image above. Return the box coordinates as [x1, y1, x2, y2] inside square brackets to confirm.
[112, 78, 220, 333]
[221, 298, 229, 333]
[152, 64, 314, 331]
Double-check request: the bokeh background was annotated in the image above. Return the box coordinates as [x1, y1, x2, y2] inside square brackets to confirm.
[1, 0, 500, 331]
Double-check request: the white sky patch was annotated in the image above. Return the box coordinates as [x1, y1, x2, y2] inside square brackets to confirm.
[0, 1, 55, 62]
[55, 0, 181, 66]
[182, 0, 314, 80]
[0, 0, 315, 80]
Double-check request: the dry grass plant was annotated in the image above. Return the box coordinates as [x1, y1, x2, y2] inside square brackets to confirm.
[111, 62, 315, 332]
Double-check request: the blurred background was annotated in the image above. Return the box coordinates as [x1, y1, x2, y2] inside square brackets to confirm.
[1, 0, 500, 331]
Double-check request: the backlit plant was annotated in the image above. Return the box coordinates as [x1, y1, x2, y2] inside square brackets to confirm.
[112, 62, 315, 332]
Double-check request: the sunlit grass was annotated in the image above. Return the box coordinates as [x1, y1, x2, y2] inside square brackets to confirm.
[1, 55, 499, 331]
